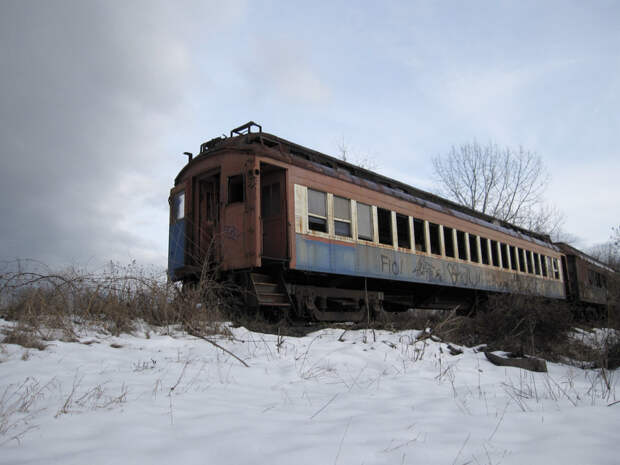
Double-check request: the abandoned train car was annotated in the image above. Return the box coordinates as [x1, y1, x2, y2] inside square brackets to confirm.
[168, 122, 571, 320]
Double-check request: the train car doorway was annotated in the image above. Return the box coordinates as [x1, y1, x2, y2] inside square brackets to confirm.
[194, 172, 220, 265]
[260, 163, 287, 260]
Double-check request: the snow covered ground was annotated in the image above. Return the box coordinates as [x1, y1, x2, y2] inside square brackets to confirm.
[1, 320, 618, 465]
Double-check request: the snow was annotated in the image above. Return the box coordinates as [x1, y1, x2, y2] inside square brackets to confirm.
[1, 320, 618, 465]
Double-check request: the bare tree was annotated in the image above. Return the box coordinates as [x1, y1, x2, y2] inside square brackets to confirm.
[432, 141, 564, 238]
[589, 226, 620, 271]
[337, 136, 378, 172]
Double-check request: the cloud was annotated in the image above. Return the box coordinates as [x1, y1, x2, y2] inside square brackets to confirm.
[0, 1, 201, 268]
[245, 39, 331, 104]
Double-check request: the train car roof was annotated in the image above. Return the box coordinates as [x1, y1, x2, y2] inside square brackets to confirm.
[177, 123, 559, 251]
[555, 242, 616, 273]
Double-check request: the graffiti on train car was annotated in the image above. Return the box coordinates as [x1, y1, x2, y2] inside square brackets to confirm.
[295, 234, 565, 299]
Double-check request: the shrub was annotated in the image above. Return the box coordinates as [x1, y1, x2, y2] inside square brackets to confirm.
[437, 293, 574, 358]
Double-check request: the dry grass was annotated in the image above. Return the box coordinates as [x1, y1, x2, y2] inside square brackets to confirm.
[0, 259, 239, 349]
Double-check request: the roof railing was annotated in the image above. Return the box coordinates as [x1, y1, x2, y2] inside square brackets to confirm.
[230, 121, 262, 137]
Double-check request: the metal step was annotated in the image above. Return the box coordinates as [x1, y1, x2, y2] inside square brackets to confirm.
[250, 271, 292, 308]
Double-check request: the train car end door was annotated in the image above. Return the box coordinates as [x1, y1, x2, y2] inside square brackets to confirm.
[260, 165, 287, 260]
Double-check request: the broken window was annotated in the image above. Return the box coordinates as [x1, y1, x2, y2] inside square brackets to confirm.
[500, 243, 509, 269]
[444, 227, 455, 258]
[552, 258, 560, 279]
[413, 218, 426, 252]
[429, 222, 441, 255]
[357, 202, 373, 241]
[228, 175, 244, 203]
[527, 251, 535, 274]
[469, 234, 479, 262]
[396, 213, 411, 249]
[480, 237, 490, 265]
[377, 208, 393, 245]
[456, 230, 467, 260]
[308, 189, 327, 232]
[334, 196, 351, 237]
[533, 252, 541, 275]
[541, 255, 548, 277]
[490, 240, 500, 267]
[518, 248, 526, 272]
[510, 246, 518, 271]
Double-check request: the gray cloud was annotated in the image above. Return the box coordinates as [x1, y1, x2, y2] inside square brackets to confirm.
[0, 1, 201, 267]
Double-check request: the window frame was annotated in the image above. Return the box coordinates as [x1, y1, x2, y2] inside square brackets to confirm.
[396, 213, 411, 249]
[227, 174, 245, 204]
[377, 207, 393, 246]
[333, 195, 352, 238]
[307, 188, 328, 233]
[356, 202, 374, 242]
[171, 191, 185, 222]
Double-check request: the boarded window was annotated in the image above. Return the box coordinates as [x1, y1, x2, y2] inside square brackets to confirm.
[357, 203, 373, 241]
[500, 243, 509, 269]
[378, 208, 393, 245]
[533, 252, 541, 275]
[469, 234, 479, 262]
[334, 196, 351, 237]
[456, 230, 467, 260]
[396, 214, 410, 249]
[480, 238, 490, 265]
[491, 240, 500, 267]
[413, 218, 425, 252]
[172, 191, 185, 222]
[228, 175, 244, 203]
[429, 222, 441, 255]
[308, 189, 327, 232]
[444, 227, 455, 257]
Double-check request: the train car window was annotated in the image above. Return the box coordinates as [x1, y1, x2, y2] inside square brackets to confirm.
[413, 218, 426, 252]
[308, 189, 327, 232]
[261, 186, 271, 218]
[429, 222, 441, 255]
[533, 252, 541, 275]
[378, 208, 393, 245]
[444, 227, 455, 257]
[334, 196, 352, 237]
[228, 175, 244, 203]
[541, 255, 548, 277]
[469, 234, 479, 262]
[357, 203, 373, 241]
[510, 246, 518, 271]
[587, 269, 605, 288]
[552, 258, 560, 279]
[456, 230, 467, 260]
[518, 248, 526, 272]
[480, 238, 490, 265]
[172, 191, 185, 221]
[500, 243, 509, 269]
[396, 213, 411, 249]
[261, 183, 280, 218]
[491, 240, 500, 267]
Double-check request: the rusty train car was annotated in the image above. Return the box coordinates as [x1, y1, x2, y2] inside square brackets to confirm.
[168, 122, 611, 320]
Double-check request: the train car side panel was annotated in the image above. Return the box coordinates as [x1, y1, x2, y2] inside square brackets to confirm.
[295, 234, 566, 298]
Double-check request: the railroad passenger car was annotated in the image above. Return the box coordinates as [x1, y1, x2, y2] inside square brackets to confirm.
[169, 122, 567, 320]
[556, 242, 616, 316]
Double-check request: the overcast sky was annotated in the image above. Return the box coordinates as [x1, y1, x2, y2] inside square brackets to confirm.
[1, 0, 618, 270]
